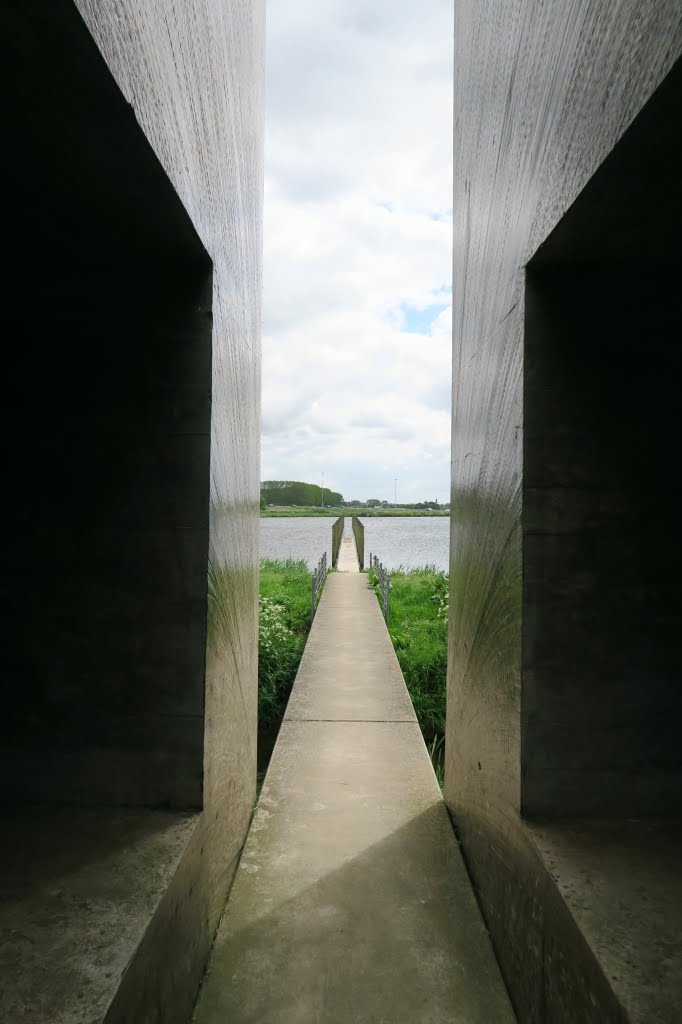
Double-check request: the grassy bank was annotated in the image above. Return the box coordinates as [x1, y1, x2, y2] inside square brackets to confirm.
[257, 558, 448, 787]
[258, 558, 316, 781]
[259, 558, 312, 726]
[369, 565, 448, 784]
[262, 506, 448, 517]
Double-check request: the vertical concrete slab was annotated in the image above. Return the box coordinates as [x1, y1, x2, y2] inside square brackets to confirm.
[2, 2, 264, 1021]
[448, 3, 681, 1019]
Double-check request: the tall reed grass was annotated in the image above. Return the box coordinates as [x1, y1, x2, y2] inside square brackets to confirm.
[369, 564, 448, 784]
[258, 558, 312, 729]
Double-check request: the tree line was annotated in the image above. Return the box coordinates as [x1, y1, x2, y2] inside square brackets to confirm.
[261, 480, 344, 507]
[261, 480, 445, 510]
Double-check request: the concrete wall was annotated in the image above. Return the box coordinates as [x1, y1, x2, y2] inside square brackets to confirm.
[447, 2, 681, 1019]
[524, 275, 681, 815]
[3, 1, 213, 808]
[3, 1, 263, 1019]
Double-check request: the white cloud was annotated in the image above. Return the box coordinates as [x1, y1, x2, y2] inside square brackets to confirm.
[262, 0, 453, 503]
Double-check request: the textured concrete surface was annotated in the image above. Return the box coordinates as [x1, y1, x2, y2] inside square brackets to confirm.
[336, 534, 360, 572]
[4, 1, 212, 809]
[0, 808, 198, 1024]
[287, 574, 415, 722]
[530, 820, 682, 1024]
[522, 59, 682, 819]
[193, 574, 514, 1023]
[3, 3, 263, 1022]
[447, 5, 681, 1021]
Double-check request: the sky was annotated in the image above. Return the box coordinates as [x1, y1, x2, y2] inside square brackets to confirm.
[261, 0, 453, 505]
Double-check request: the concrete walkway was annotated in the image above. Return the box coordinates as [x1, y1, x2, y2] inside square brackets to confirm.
[193, 570, 515, 1023]
[336, 533, 360, 572]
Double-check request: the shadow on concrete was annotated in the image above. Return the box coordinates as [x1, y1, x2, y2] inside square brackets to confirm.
[0, 806, 199, 1024]
[194, 803, 515, 1023]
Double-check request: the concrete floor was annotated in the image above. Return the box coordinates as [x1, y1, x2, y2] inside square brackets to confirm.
[530, 819, 682, 1024]
[193, 569, 515, 1023]
[0, 806, 198, 1024]
[336, 534, 360, 572]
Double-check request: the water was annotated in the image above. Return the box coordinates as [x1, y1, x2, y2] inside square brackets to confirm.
[259, 516, 450, 572]
[259, 517, 339, 568]
[359, 516, 449, 572]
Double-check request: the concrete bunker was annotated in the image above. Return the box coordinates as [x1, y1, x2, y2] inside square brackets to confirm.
[3, 2, 213, 810]
[1, 5, 260, 1023]
[523, 58, 682, 818]
[448, 24, 682, 1020]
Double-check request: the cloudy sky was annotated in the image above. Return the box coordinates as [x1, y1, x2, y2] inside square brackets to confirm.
[261, 0, 453, 505]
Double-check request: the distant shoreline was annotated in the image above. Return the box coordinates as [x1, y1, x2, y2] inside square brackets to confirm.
[261, 506, 449, 518]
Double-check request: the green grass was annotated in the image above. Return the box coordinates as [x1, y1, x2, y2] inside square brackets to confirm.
[261, 506, 448, 517]
[258, 558, 314, 730]
[257, 557, 316, 789]
[257, 558, 448, 790]
[369, 564, 448, 785]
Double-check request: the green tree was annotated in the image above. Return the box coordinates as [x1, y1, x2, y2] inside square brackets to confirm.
[260, 480, 344, 507]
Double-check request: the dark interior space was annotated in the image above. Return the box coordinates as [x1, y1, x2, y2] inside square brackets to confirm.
[522, 59, 682, 818]
[2, 1, 213, 808]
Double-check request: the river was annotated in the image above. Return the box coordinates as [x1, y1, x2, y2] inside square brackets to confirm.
[259, 516, 450, 572]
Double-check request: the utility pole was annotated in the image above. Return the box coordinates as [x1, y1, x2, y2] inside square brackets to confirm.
[394, 478, 397, 508]
[321, 472, 325, 508]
